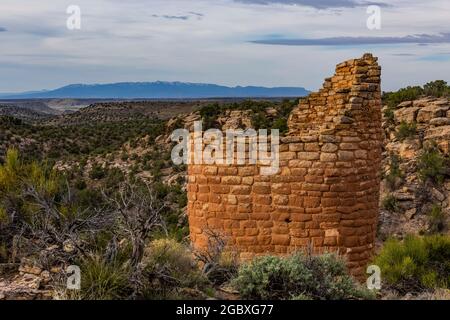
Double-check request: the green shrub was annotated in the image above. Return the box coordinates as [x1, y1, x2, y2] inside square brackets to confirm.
[382, 81, 450, 110]
[385, 153, 403, 190]
[0, 242, 8, 263]
[278, 99, 297, 117]
[428, 205, 447, 234]
[104, 168, 126, 189]
[382, 195, 398, 212]
[383, 107, 395, 125]
[272, 118, 289, 134]
[0, 206, 9, 224]
[206, 251, 239, 285]
[232, 252, 373, 300]
[0, 148, 20, 193]
[194, 233, 239, 286]
[0, 148, 63, 222]
[197, 99, 298, 135]
[396, 121, 417, 141]
[417, 145, 447, 184]
[89, 164, 107, 180]
[74, 178, 87, 190]
[199, 103, 221, 129]
[199, 103, 221, 119]
[374, 235, 450, 293]
[423, 80, 450, 98]
[76, 188, 103, 209]
[383, 86, 424, 109]
[251, 112, 271, 131]
[75, 254, 131, 300]
[140, 239, 209, 299]
[0, 149, 109, 265]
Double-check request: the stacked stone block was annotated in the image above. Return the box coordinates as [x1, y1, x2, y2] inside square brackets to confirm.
[187, 53, 383, 278]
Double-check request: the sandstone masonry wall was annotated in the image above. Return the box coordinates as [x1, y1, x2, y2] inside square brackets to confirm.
[187, 53, 383, 278]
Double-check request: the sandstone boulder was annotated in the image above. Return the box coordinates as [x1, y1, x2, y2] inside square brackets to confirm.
[425, 125, 450, 154]
[413, 98, 435, 108]
[183, 113, 202, 131]
[430, 117, 450, 126]
[417, 104, 448, 123]
[433, 98, 450, 107]
[218, 110, 252, 130]
[405, 208, 417, 220]
[385, 139, 421, 160]
[395, 107, 419, 124]
[393, 191, 415, 201]
[397, 101, 412, 108]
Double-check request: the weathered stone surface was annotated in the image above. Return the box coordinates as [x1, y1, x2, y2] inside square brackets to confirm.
[218, 110, 253, 130]
[430, 117, 450, 126]
[431, 188, 445, 202]
[405, 208, 417, 220]
[417, 105, 448, 123]
[395, 107, 419, 124]
[0, 260, 54, 300]
[425, 125, 450, 154]
[397, 101, 412, 108]
[380, 96, 450, 240]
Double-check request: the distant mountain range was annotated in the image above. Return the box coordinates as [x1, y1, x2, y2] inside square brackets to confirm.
[0, 82, 309, 99]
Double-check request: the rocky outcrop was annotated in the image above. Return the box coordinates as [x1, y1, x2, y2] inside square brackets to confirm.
[379, 97, 450, 238]
[217, 110, 253, 131]
[0, 259, 54, 300]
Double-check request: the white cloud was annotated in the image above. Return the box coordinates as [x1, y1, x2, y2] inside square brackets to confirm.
[0, 0, 449, 92]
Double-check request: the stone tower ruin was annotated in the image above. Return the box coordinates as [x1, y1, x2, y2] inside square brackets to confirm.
[187, 53, 383, 277]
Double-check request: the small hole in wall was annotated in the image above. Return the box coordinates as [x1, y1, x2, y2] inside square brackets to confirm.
[285, 218, 292, 223]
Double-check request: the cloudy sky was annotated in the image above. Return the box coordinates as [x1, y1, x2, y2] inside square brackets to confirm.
[0, 0, 449, 93]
